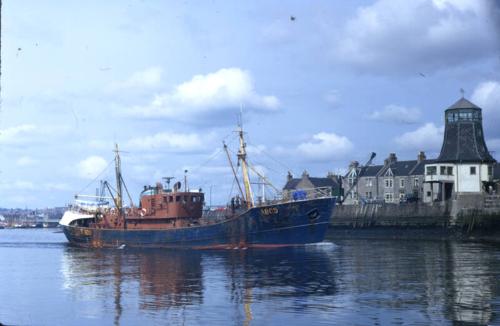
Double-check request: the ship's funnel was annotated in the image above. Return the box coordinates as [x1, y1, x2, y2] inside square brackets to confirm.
[436, 98, 495, 163]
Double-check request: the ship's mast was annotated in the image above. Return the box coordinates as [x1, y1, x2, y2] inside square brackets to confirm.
[237, 125, 254, 208]
[113, 143, 123, 211]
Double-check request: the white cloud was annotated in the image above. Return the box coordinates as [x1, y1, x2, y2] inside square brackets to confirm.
[368, 105, 421, 124]
[16, 156, 38, 167]
[471, 80, 500, 136]
[126, 68, 280, 122]
[297, 132, 353, 162]
[0, 124, 71, 145]
[0, 124, 36, 144]
[335, 0, 500, 74]
[110, 66, 162, 90]
[395, 123, 444, 150]
[126, 132, 206, 152]
[77, 156, 108, 179]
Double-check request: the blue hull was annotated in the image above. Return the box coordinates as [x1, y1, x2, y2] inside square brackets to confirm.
[63, 197, 335, 249]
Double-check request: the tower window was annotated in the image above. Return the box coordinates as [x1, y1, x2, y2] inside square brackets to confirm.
[470, 167, 476, 175]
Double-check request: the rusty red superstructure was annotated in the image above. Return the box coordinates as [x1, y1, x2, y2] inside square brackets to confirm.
[94, 183, 204, 230]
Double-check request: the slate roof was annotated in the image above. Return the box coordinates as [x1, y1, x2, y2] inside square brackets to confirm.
[351, 159, 436, 178]
[446, 97, 480, 110]
[386, 160, 418, 176]
[410, 159, 436, 175]
[358, 165, 384, 177]
[437, 98, 495, 163]
[283, 176, 340, 190]
[283, 178, 301, 190]
[309, 177, 339, 188]
[437, 122, 495, 163]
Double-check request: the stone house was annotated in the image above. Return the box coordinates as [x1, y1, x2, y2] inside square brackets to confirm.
[343, 152, 433, 204]
[282, 171, 342, 199]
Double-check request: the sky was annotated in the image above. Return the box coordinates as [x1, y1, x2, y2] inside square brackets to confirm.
[1, 0, 500, 208]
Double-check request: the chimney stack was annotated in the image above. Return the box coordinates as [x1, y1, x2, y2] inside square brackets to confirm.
[349, 161, 359, 170]
[384, 153, 397, 166]
[417, 151, 426, 162]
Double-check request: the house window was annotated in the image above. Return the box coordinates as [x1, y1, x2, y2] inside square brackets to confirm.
[399, 193, 405, 200]
[365, 178, 373, 187]
[488, 166, 493, 176]
[400, 179, 405, 188]
[470, 167, 476, 175]
[447, 167, 453, 175]
[384, 193, 393, 202]
[440, 166, 446, 175]
[414, 178, 419, 187]
[426, 191, 431, 197]
[385, 178, 393, 188]
[365, 192, 372, 199]
[426, 166, 437, 175]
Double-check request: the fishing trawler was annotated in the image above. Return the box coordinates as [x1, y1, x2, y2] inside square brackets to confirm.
[60, 127, 336, 249]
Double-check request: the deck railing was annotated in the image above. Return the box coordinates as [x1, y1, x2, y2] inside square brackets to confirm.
[202, 186, 334, 219]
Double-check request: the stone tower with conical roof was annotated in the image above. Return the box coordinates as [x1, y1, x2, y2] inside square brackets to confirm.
[424, 98, 496, 202]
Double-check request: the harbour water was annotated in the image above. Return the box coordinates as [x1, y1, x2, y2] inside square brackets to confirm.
[0, 229, 499, 325]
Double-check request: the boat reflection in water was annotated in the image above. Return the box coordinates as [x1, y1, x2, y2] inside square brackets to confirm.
[59, 238, 500, 325]
[60, 244, 337, 325]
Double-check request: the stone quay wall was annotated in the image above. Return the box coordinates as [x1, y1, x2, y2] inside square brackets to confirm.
[330, 194, 500, 241]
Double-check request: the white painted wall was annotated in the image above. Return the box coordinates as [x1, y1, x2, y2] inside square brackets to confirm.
[424, 162, 494, 195]
[456, 164, 480, 192]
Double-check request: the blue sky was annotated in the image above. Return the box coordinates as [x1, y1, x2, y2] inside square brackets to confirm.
[2, 0, 500, 208]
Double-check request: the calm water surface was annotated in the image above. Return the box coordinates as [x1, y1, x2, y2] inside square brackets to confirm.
[0, 229, 499, 325]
